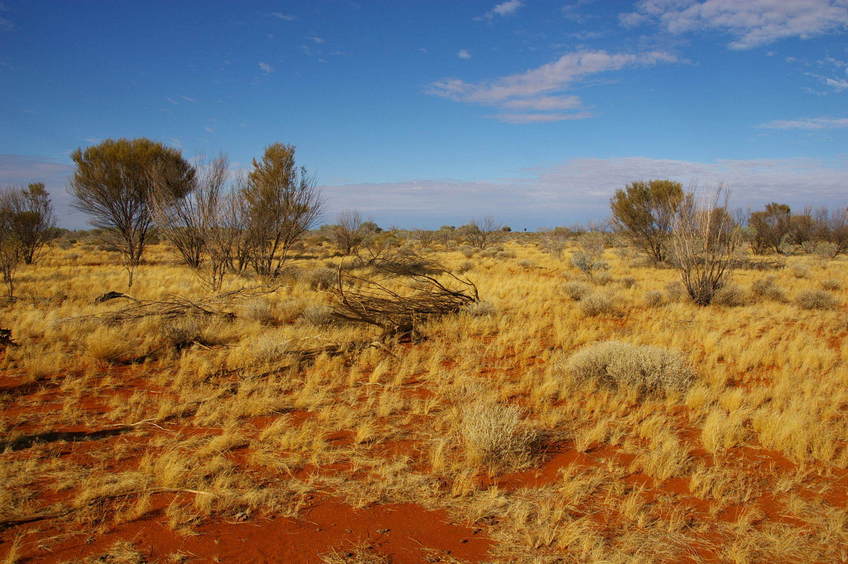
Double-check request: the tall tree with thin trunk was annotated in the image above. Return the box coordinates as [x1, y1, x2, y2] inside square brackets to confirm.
[70, 138, 195, 287]
[242, 143, 322, 277]
[14, 183, 56, 265]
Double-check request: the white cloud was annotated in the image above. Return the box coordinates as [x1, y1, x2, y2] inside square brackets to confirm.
[319, 156, 848, 227]
[760, 117, 848, 129]
[270, 12, 296, 21]
[258, 61, 273, 73]
[310, 36, 325, 44]
[0, 16, 11, 31]
[806, 71, 848, 91]
[181, 95, 196, 103]
[204, 126, 215, 133]
[428, 49, 677, 123]
[477, 0, 524, 20]
[621, 0, 848, 49]
[492, 111, 593, 123]
[457, 49, 472, 60]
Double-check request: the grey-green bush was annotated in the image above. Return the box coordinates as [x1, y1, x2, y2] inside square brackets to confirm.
[563, 341, 694, 394]
[562, 281, 591, 301]
[751, 276, 786, 302]
[796, 290, 839, 310]
[579, 292, 617, 317]
[712, 284, 747, 307]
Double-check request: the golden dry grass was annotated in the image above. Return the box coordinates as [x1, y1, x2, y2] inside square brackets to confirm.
[0, 236, 847, 562]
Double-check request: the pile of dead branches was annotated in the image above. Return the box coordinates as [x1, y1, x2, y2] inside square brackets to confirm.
[329, 253, 479, 340]
[71, 286, 277, 325]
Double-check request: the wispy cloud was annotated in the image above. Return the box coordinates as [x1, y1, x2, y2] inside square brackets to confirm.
[457, 49, 472, 60]
[809, 72, 848, 91]
[760, 117, 848, 130]
[476, 0, 524, 21]
[492, 112, 593, 124]
[270, 12, 296, 21]
[319, 156, 848, 227]
[258, 61, 273, 74]
[181, 95, 196, 103]
[428, 49, 677, 123]
[309, 35, 325, 44]
[620, 0, 848, 49]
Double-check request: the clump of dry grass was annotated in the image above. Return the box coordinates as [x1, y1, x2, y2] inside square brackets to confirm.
[712, 284, 747, 307]
[644, 290, 664, 307]
[578, 292, 618, 317]
[795, 290, 839, 310]
[562, 281, 591, 301]
[563, 341, 694, 394]
[464, 300, 496, 317]
[751, 276, 786, 302]
[460, 400, 542, 472]
[821, 279, 841, 291]
[300, 304, 335, 326]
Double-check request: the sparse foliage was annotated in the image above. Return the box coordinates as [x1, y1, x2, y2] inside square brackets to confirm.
[71, 138, 195, 287]
[242, 143, 322, 277]
[610, 179, 684, 263]
[668, 188, 740, 306]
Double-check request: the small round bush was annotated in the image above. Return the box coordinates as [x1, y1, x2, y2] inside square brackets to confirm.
[579, 292, 617, 317]
[562, 281, 591, 301]
[563, 341, 694, 395]
[300, 267, 337, 291]
[517, 259, 535, 268]
[620, 277, 637, 289]
[644, 290, 664, 308]
[751, 276, 786, 302]
[712, 284, 747, 307]
[240, 298, 276, 325]
[791, 264, 810, 279]
[821, 279, 841, 291]
[796, 290, 839, 310]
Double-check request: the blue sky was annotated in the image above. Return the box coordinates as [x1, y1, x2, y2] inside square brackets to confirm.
[1, 0, 846, 229]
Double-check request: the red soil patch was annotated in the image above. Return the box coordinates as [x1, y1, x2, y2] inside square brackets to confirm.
[6, 496, 493, 564]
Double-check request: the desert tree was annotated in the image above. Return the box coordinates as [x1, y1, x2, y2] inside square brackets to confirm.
[12, 183, 56, 264]
[331, 210, 368, 255]
[668, 188, 740, 306]
[0, 188, 26, 298]
[748, 203, 791, 254]
[242, 143, 322, 277]
[813, 207, 848, 257]
[610, 179, 684, 263]
[70, 138, 195, 287]
[462, 217, 502, 250]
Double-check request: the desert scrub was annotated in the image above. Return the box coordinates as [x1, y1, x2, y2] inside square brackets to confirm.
[562, 281, 591, 301]
[240, 297, 276, 325]
[644, 290, 664, 308]
[790, 263, 810, 279]
[578, 292, 618, 317]
[461, 401, 541, 472]
[821, 279, 841, 291]
[751, 276, 786, 302]
[563, 341, 695, 395]
[234, 333, 290, 366]
[665, 281, 685, 302]
[464, 300, 496, 317]
[796, 290, 839, 310]
[300, 266, 337, 291]
[712, 284, 747, 307]
[300, 304, 334, 326]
